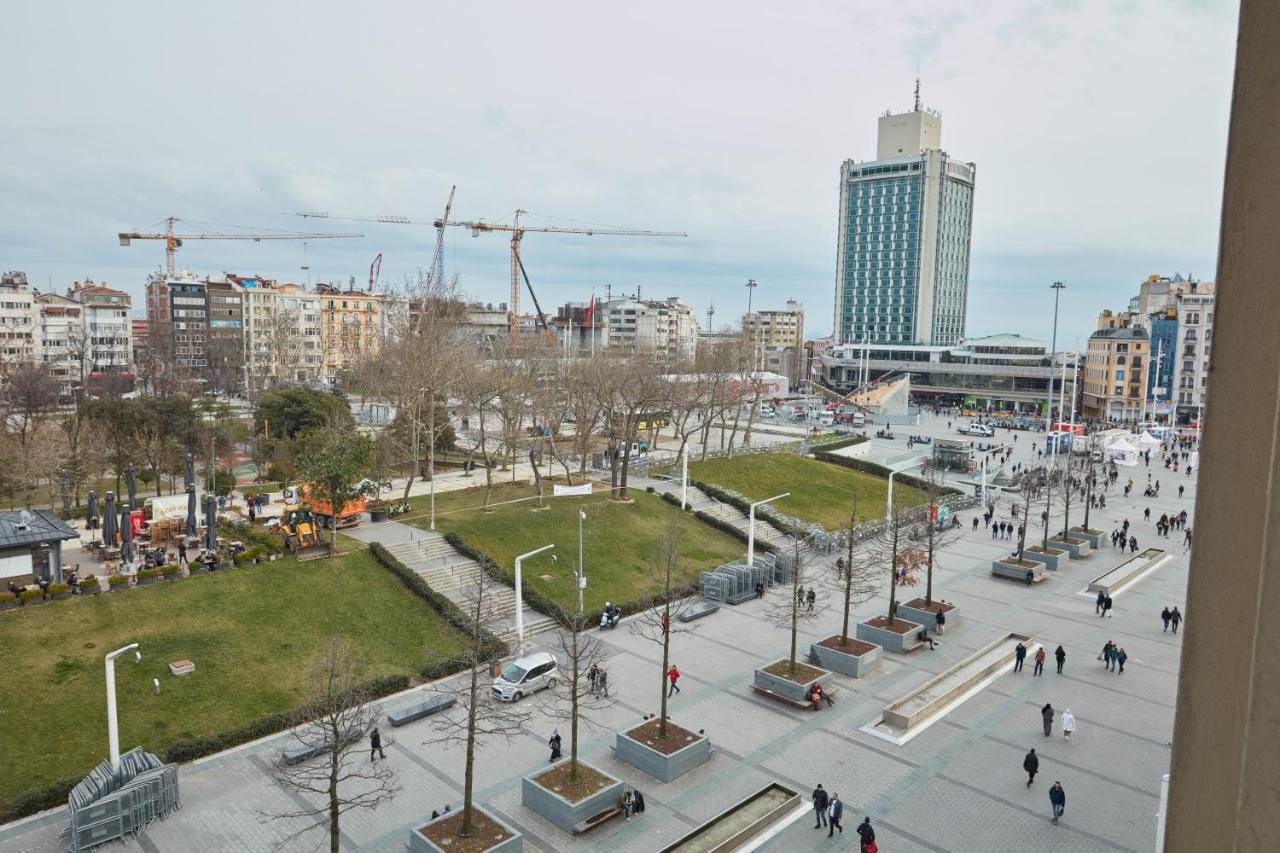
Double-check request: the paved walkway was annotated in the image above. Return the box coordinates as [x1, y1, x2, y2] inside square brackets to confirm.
[0, 414, 1193, 852]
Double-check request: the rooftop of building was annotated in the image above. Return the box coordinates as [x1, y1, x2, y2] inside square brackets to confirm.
[958, 333, 1048, 350]
[1091, 326, 1150, 341]
[0, 509, 78, 549]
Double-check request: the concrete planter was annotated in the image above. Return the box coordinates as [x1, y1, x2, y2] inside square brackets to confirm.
[410, 807, 523, 853]
[521, 760, 623, 834]
[1070, 527, 1107, 550]
[79, 583, 101, 595]
[896, 600, 962, 632]
[753, 661, 830, 703]
[1049, 535, 1092, 560]
[616, 723, 711, 782]
[1021, 547, 1067, 572]
[0, 599, 15, 611]
[811, 637, 881, 677]
[135, 576, 155, 586]
[856, 618, 923, 653]
[991, 558, 1045, 583]
[187, 565, 209, 576]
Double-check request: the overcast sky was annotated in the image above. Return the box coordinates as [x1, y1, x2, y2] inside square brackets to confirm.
[4, 0, 1237, 346]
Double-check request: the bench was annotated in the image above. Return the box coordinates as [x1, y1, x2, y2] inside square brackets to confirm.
[678, 601, 721, 622]
[282, 727, 361, 764]
[991, 562, 1046, 584]
[751, 684, 838, 710]
[572, 806, 623, 834]
[388, 695, 456, 727]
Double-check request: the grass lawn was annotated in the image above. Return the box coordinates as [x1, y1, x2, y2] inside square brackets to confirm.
[687, 453, 929, 531]
[406, 481, 744, 613]
[0, 549, 468, 813]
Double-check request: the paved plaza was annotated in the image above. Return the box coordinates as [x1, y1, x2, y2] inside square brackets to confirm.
[0, 414, 1192, 852]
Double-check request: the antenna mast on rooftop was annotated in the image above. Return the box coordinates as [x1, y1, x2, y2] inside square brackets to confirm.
[914, 78, 921, 112]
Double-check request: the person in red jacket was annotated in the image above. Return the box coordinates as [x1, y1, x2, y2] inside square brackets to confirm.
[667, 664, 681, 696]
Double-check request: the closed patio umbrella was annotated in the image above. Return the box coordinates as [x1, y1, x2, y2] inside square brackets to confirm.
[86, 490, 98, 542]
[120, 505, 134, 566]
[102, 492, 118, 547]
[184, 453, 194, 491]
[185, 486, 197, 539]
[204, 495, 217, 552]
[126, 464, 138, 510]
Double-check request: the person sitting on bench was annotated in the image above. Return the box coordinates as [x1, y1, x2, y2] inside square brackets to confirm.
[809, 684, 834, 710]
[918, 628, 939, 650]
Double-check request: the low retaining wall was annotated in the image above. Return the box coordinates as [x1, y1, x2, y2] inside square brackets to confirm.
[896, 601, 961, 631]
[410, 808, 523, 852]
[753, 663, 829, 702]
[1049, 535, 1092, 560]
[1069, 527, 1107, 550]
[658, 783, 800, 853]
[882, 632, 1034, 731]
[1021, 547, 1067, 572]
[1088, 548, 1167, 595]
[856, 619, 922, 653]
[991, 559, 1046, 583]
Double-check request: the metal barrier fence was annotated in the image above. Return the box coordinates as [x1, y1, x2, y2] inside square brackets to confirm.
[66, 747, 180, 852]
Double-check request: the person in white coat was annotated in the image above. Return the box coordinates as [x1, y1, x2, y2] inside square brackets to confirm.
[1061, 709, 1076, 740]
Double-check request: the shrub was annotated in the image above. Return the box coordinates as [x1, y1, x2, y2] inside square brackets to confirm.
[19, 589, 43, 602]
[692, 479, 804, 537]
[47, 582, 70, 596]
[223, 519, 286, 554]
[108, 575, 130, 588]
[164, 674, 410, 764]
[368, 542, 507, 665]
[136, 568, 159, 580]
[160, 564, 181, 577]
[692, 510, 778, 552]
[210, 470, 237, 497]
[809, 434, 869, 452]
[0, 591, 15, 605]
[0, 779, 77, 823]
[443, 532, 564, 617]
[79, 575, 98, 587]
[811, 450, 960, 496]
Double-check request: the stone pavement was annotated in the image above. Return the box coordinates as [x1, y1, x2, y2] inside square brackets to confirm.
[0, 414, 1192, 853]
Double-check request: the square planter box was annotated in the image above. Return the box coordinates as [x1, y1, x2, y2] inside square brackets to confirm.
[135, 576, 156, 586]
[0, 600, 15, 612]
[856, 617, 923, 653]
[753, 660, 831, 703]
[79, 583, 101, 595]
[1070, 527, 1107, 550]
[896, 598, 962, 632]
[616, 719, 710, 782]
[1021, 546, 1067, 572]
[811, 636, 881, 677]
[187, 565, 209, 576]
[991, 558, 1045, 583]
[410, 806, 522, 853]
[1049, 535, 1092, 560]
[521, 760, 623, 835]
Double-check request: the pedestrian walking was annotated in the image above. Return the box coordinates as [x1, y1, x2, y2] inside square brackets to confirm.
[812, 784, 829, 829]
[1144, 507, 1151, 521]
[1014, 642, 1027, 672]
[806, 588, 816, 612]
[1171, 606, 1182, 633]
[1033, 646, 1046, 676]
[1102, 595, 1113, 618]
[1161, 607, 1171, 632]
[1024, 748, 1040, 787]
[1178, 485, 1184, 498]
[857, 817, 877, 853]
[370, 726, 386, 761]
[1041, 703, 1054, 737]
[1049, 781, 1066, 824]
[597, 667, 609, 697]
[973, 516, 980, 532]
[177, 539, 188, 566]
[828, 793, 844, 837]
[667, 664, 681, 696]
[1117, 647, 1128, 673]
[248, 501, 256, 523]
[549, 728, 562, 761]
[992, 523, 999, 540]
[1055, 644, 1066, 674]
[796, 585, 805, 606]
[633, 789, 645, 814]
[935, 607, 946, 635]
[1096, 590, 1106, 615]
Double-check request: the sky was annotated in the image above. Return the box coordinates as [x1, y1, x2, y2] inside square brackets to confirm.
[3, 0, 1239, 347]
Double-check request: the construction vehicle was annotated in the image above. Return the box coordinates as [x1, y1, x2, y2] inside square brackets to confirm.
[282, 484, 366, 530]
[275, 506, 331, 561]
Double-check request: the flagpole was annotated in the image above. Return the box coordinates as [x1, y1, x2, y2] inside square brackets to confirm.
[590, 289, 596, 357]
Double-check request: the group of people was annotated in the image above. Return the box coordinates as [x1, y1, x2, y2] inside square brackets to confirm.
[808, 682, 834, 710]
[795, 585, 817, 611]
[1095, 590, 1114, 617]
[1161, 606, 1183, 633]
[1100, 641, 1128, 673]
[988, 519, 1022, 541]
[1022, 752, 1070, 824]
[811, 785, 877, 849]
[1013, 642, 1068, 675]
[586, 663, 610, 696]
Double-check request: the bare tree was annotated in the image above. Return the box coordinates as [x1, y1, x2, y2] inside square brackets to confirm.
[1013, 468, 1045, 565]
[2, 364, 60, 506]
[545, 606, 612, 785]
[629, 526, 705, 738]
[920, 466, 963, 605]
[264, 636, 399, 853]
[872, 502, 926, 625]
[830, 493, 880, 643]
[764, 536, 825, 678]
[427, 568, 530, 839]
[1079, 441, 1100, 533]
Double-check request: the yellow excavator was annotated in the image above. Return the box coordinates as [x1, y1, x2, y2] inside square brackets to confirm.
[276, 506, 331, 561]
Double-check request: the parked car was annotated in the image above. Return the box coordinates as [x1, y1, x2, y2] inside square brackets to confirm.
[491, 651, 558, 702]
[959, 423, 995, 437]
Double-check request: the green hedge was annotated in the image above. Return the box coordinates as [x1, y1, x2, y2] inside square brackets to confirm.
[809, 434, 870, 452]
[107, 575, 129, 588]
[0, 779, 77, 823]
[368, 542, 507, 672]
[658, 490, 694, 511]
[19, 589, 43, 602]
[691, 479, 803, 537]
[811, 450, 960, 496]
[164, 674, 410, 764]
[222, 518, 286, 554]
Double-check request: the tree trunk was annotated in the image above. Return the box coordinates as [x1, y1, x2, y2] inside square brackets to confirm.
[658, 603, 671, 738]
[328, 715, 340, 853]
[569, 624, 580, 782]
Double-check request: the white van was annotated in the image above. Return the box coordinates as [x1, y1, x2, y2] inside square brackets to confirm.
[817, 412, 835, 427]
[959, 423, 995, 437]
[491, 651, 559, 702]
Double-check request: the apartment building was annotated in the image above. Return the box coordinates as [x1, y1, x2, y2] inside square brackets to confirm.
[605, 296, 699, 359]
[68, 281, 133, 380]
[318, 284, 382, 385]
[1174, 282, 1215, 423]
[1081, 313, 1149, 423]
[35, 293, 83, 399]
[145, 270, 210, 387]
[743, 300, 806, 388]
[0, 271, 38, 365]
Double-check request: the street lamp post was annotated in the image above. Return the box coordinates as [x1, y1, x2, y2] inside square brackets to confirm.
[513, 544, 554, 656]
[680, 443, 689, 510]
[1046, 281, 1066, 462]
[886, 456, 929, 520]
[577, 510, 586, 614]
[747, 492, 789, 567]
[105, 643, 141, 770]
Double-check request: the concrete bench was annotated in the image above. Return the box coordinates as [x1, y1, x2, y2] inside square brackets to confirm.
[283, 728, 360, 765]
[751, 684, 838, 711]
[991, 561, 1046, 584]
[388, 695, 456, 727]
[724, 590, 758, 605]
[679, 601, 721, 622]
[572, 806, 623, 834]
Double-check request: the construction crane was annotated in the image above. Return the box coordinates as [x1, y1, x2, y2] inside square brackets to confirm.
[118, 217, 362, 277]
[514, 250, 558, 349]
[436, 209, 686, 346]
[368, 253, 382, 291]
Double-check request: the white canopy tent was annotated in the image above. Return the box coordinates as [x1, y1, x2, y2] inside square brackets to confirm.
[1106, 437, 1141, 466]
[1137, 431, 1163, 449]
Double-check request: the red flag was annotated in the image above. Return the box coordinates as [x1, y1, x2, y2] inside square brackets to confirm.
[583, 293, 596, 326]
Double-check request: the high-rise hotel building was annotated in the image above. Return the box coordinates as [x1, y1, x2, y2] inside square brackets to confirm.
[833, 94, 976, 346]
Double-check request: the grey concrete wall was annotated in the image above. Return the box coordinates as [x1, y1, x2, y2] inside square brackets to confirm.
[856, 620, 922, 653]
[410, 809, 523, 852]
[897, 603, 962, 629]
[1020, 548, 1065, 572]
[811, 641, 881, 677]
[753, 664, 829, 702]
[521, 764, 622, 834]
[615, 728, 711, 782]
[1167, 3, 1280, 849]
